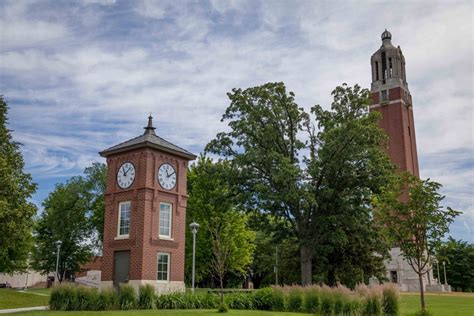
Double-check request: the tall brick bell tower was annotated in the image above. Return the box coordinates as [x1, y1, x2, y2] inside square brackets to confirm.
[369, 30, 438, 291]
[370, 29, 419, 178]
[99, 116, 196, 293]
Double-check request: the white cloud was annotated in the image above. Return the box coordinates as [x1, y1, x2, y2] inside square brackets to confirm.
[1, 0, 472, 241]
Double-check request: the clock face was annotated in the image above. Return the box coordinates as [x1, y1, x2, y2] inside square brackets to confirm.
[158, 163, 176, 190]
[117, 162, 135, 189]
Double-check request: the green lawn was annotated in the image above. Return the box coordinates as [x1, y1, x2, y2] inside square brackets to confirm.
[400, 293, 474, 316]
[0, 289, 50, 309]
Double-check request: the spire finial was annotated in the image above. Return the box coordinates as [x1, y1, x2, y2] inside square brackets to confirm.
[381, 29, 392, 41]
[144, 114, 156, 135]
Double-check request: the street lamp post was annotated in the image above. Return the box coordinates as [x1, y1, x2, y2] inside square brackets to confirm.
[55, 241, 62, 284]
[189, 222, 200, 294]
[435, 260, 440, 285]
[442, 261, 448, 286]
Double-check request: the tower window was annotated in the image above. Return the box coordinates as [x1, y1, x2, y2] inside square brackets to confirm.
[389, 58, 393, 77]
[159, 202, 172, 238]
[375, 61, 379, 81]
[157, 252, 170, 282]
[381, 90, 388, 102]
[117, 201, 131, 237]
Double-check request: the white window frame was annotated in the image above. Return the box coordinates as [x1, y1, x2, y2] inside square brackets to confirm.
[116, 201, 131, 239]
[157, 252, 170, 283]
[159, 202, 172, 239]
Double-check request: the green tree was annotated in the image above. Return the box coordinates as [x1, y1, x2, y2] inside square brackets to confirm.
[32, 177, 94, 281]
[374, 174, 460, 312]
[0, 96, 37, 273]
[83, 162, 107, 244]
[185, 157, 255, 297]
[435, 237, 474, 292]
[210, 210, 255, 304]
[206, 82, 394, 285]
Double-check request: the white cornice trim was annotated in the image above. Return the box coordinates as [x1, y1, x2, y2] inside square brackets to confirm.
[370, 98, 409, 109]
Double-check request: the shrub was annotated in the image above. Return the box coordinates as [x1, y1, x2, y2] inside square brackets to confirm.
[156, 292, 186, 309]
[287, 288, 303, 312]
[138, 284, 156, 309]
[303, 287, 319, 313]
[225, 292, 254, 310]
[118, 284, 137, 310]
[217, 302, 229, 313]
[253, 287, 274, 310]
[382, 284, 399, 316]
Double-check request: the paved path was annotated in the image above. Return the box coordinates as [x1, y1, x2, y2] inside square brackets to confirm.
[0, 306, 48, 314]
[17, 291, 50, 296]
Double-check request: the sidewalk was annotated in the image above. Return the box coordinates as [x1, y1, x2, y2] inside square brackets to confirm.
[0, 306, 48, 314]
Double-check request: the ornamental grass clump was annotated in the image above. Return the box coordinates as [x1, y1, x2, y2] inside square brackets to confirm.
[362, 290, 383, 316]
[138, 284, 156, 309]
[286, 286, 303, 312]
[302, 285, 320, 313]
[49, 283, 77, 311]
[98, 288, 119, 310]
[270, 286, 286, 311]
[74, 286, 100, 310]
[319, 286, 334, 316]
[118, 283, 137, 310]
[382, 283, 399, 316]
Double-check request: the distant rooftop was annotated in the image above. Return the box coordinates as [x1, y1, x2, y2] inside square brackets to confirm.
[99, 115, 196, 160]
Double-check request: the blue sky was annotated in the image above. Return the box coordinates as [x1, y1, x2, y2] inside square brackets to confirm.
[1, 0, 472, 242]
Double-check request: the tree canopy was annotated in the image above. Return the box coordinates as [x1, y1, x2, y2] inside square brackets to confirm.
[0, 96, 37, 273]
[206, 82, 395, 285]
[435, 237, 474, 292]
[31, 163, 105, 281]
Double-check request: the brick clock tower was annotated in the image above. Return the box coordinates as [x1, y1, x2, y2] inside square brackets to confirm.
[369, 31, 438, 291]
[99, 116, 196, 293]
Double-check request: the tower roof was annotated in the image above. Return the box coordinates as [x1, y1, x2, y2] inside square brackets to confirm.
[100, 116, 197, 160]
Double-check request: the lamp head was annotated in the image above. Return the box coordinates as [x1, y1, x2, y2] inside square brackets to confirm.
[190, 222, 200, 234]
[55, 240, 63, 248]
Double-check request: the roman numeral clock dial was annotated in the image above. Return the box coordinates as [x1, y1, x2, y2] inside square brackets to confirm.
[158, 163, 176, 190]
[117, 162, 135, 189]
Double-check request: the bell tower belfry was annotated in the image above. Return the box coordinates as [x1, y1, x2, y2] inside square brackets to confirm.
[370, 30, 419, 177]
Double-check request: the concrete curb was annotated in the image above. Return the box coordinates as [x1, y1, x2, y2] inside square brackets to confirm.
[0, 306, 48, 314]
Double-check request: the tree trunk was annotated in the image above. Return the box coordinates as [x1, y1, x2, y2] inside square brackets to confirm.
[418, 272, 426, 311]
[219, 276, 224, 305]
[300, 244, 313, 285]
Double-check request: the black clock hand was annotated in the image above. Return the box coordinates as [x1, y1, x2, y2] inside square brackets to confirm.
[168, 171, 175, 177]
